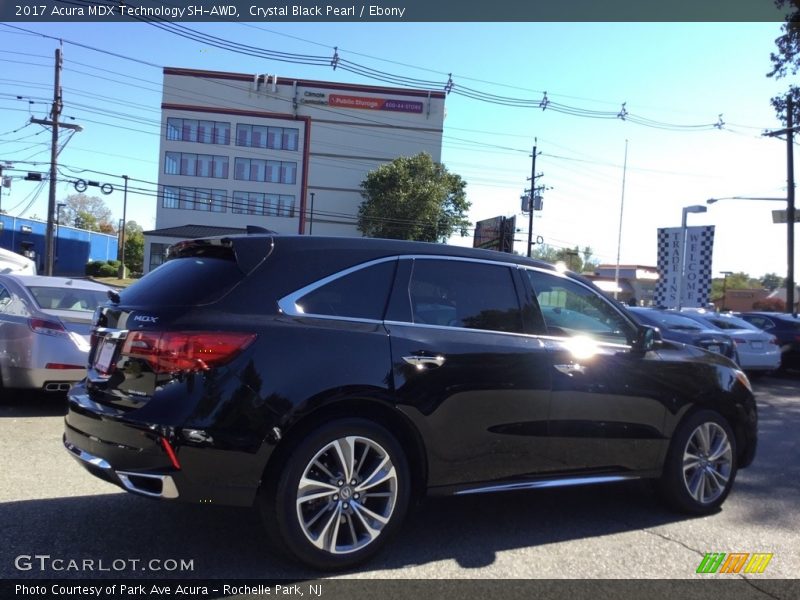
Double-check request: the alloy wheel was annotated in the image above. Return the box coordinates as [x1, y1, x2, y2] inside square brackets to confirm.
[295, 435, 398, 555]
[682, 422, 733, 505]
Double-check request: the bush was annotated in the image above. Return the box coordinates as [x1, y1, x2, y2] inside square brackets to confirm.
[752, 297, 785, 311]
[85, 260, 122, 277]
[96, 263, 118, 277]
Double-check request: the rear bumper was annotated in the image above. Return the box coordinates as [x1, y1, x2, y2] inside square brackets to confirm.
[64, 437, 179, 499]
[2, 366, 85, 390]
[63, 387, 264, 507]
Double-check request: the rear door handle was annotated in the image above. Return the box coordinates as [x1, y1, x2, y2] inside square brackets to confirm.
[403, 355, 446, 369]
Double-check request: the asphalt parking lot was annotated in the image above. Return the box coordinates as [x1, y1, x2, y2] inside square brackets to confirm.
[0, 375, 798, 589]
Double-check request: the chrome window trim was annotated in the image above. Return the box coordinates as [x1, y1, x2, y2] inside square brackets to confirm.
[277, 254, 530, 321]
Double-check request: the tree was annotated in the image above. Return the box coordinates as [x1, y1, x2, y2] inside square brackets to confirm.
[123, 221, 144, 275]
[60, 193, 116, 234]
[532, 244, 597, 272]
[761, 272, 785, 290]
[357, 153, 470, 243]
[710, 272, 759, 303]
[767, 1, 800, 123]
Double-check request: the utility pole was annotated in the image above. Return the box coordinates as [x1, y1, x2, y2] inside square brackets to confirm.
[30, 48, 81, 276]
[44, 48, 60, 276]
[527, 141, 541, 258]
[765, 93, 796, 316]
[118, 175, 128, 279]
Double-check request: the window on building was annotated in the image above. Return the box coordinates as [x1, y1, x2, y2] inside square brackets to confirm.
[231, 191, 295, 217]
[164, 153, 228, 179]
[278, 195, 295, 217]
[162, 186, 227, 213]
[233, 158, 297, 184]
[283, 128, 299, 150]
[166, 117, 231, 145]
[235, 124, 300, 151]
[149, 243, 170, 271]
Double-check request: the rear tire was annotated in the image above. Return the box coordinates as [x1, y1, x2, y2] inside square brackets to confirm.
[260, 418, 410, 570]
[657, 409, 737, 514]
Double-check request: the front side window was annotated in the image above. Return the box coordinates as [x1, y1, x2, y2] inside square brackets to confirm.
[409, 259, 523, 334]
[295, 261, 397, 320]
[527, 270, 634, 344]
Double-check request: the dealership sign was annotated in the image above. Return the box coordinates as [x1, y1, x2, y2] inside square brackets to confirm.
[653, 225, 715, 308]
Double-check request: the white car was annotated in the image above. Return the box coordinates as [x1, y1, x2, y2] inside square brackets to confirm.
[0, 247, 36, 275]
[681, 309, 782, 375]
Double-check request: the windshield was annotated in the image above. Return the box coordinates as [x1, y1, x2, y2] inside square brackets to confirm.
[27, 286, 109, 312]
[632, 309, 703, 331]
[706, 315, 760, 331]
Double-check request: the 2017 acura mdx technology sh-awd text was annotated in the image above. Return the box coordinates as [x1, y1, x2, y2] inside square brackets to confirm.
[64, 234, 757, 569]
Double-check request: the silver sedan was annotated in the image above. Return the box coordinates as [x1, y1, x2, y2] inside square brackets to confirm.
[0, 274, 113, 393]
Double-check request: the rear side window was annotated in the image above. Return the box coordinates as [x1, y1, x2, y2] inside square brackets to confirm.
[120, 258, 244, 307]
[295, 260, 396, 320]
[527, 270, 634, 344]
[408, 259, 523, 333]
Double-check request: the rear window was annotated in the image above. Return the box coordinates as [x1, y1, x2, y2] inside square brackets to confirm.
[120, 257, 244, 307]
[27, 286, 108, 312]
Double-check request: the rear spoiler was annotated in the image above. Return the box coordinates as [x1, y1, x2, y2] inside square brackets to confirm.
[168, 233, 275, 276]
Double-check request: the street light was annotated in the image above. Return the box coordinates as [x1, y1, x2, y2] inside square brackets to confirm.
[308, 192, 315, 235]
[676, 205, 708, 310]
[706, 195, 795, 316]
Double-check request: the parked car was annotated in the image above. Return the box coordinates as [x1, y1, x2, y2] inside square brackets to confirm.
[0, 247, 36, 275]
[678, 310, 781, 376]
[627, 307, 739, 364]
[738, 311, 800, 370]
[64, 235, 757, 570]
[0, 274, 114, 392]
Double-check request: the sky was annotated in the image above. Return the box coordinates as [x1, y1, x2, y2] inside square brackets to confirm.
[0, 20, 796, 279]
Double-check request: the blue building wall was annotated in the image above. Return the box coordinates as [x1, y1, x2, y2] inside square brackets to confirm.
[0, 215, 118, 276]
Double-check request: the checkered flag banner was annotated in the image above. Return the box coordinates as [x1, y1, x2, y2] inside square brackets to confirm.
[654, 225, 715, 308]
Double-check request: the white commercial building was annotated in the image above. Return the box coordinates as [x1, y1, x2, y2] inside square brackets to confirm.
[144, 67, 446, 271]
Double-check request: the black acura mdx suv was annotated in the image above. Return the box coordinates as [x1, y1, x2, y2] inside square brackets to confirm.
[64, 234, 757, 569]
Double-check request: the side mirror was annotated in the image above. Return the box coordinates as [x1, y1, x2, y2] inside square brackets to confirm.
[632, 325, 660, 353]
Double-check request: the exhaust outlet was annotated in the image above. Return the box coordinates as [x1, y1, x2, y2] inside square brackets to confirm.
[44, 382, 71, 392]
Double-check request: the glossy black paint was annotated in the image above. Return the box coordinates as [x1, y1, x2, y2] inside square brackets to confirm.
[64, 234, 757, 507]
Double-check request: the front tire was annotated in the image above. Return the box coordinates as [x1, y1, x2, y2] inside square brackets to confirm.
[261, 418, 410, 570]
[658, 410, 737, 514]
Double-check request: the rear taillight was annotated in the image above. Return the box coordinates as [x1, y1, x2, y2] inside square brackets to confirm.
[29, 318, 67, 337]
[120, 331, 256, 374]
[733, 338, 748, 345]
[45, 363, 84, 370]
[770, 336, 779, 345]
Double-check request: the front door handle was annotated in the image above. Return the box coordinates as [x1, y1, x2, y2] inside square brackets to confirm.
[402, 355, 446, 369]
[554, 363, 586, 376]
